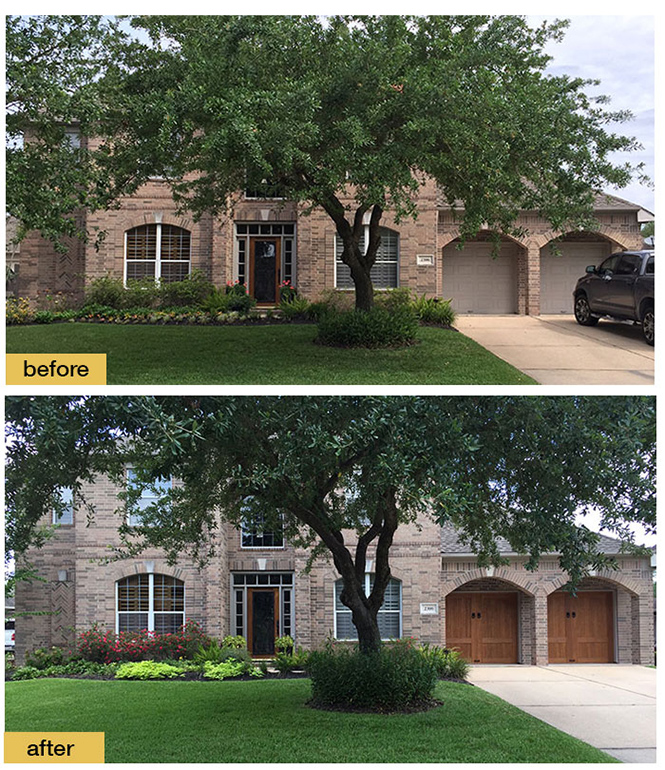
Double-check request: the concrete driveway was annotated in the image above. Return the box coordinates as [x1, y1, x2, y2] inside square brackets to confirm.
[455, 315, 654, 385]
[468, 665, 656, 763]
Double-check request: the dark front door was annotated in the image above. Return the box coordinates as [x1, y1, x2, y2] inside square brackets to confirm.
[250, 238, 281, 303]
[248, 588, 279, 656]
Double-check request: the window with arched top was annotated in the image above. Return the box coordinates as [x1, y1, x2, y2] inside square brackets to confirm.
[116, 574, 185, 633]
[125, 224, 191, 283]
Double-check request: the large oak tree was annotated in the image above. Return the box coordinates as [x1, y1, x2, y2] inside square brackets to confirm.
[5, 396, 655, 653]
[7, 15, 645, 308]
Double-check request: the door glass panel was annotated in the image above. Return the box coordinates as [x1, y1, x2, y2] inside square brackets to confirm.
[252, 591, 276, 655]
[253, 240, 277, 302]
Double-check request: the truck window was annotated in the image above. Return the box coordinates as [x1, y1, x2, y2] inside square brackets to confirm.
[614, 254, 642, 275]
[645, 256, 654, 275]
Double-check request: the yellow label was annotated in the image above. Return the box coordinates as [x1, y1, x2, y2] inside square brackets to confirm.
[6, 355, 107, 385]
[4, 732, 104, 763]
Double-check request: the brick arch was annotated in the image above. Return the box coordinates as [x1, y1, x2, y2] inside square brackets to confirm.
[543, 571, 641, 597]
[123, 214, 193, 233]
[531, 226, 633, 251]
[107, 561, 185, 583]
[442, 567, 536, 598]
[439, 228, 529, 252]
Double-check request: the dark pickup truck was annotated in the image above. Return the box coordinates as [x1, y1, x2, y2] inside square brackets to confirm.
[573, 250, 654, 345]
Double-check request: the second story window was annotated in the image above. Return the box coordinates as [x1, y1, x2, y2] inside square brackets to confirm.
[125, 224, 191, 284]
[241, 513, 284, 549]
[52, 486, 74, 525]
[126, 469, 171, 527]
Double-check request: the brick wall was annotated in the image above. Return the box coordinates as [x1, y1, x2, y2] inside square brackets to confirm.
[15, 488, 654, 665]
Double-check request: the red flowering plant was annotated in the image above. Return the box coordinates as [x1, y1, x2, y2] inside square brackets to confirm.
[225, 280, 248, 297]
[279, 280, 297, 303]
[77, 620, 212, 663]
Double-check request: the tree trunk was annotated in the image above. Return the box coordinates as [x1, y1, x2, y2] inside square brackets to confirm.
[350, 259, 374, 312]
[339, 579, 382, 654]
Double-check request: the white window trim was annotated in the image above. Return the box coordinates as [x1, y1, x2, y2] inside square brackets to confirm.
[115, 573, 185, 634]
[124, 223, 191, 286]
[333, 574, 402, 641]
[334, 226, 400, 290]
[52, 486, 74, 526]
[229, 573, 295, 642]
[240, 514, 285, 550]
[125, 468, 173, 527]
[234, 223, 297, 290]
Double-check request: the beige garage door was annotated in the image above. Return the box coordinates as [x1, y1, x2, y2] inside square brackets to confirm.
[443, 241, 519, 314]
[540, 242, 612, 314]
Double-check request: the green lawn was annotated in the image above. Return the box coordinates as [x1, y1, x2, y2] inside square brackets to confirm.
[6, 324, 536, 384]
[5, 679, 615, 763]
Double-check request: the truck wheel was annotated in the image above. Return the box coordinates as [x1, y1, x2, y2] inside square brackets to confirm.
[574, 295, 599, 326]
[642, 307, 654, 346]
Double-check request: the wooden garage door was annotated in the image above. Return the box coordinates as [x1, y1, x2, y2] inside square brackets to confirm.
[446, 592, 518, 663]
[443, 242, 519, 314]
[548, 591, 614, 663]
[540, 242, 612, 314]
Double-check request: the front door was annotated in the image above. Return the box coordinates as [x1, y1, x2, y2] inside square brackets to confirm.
[446, 592, 519, 664]
[248, 588, 279, 656]
[548, 591, 614, 663]
[250, 238, 281, 304]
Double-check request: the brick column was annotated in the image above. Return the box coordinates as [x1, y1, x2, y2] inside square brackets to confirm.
[615, 591, 632, 662]
[636, 594, 655, 665]
[526, 244, 541, 316]
[534, 594, 549, 665]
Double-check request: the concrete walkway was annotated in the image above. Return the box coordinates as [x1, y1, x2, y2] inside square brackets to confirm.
[455, 315, 654, 385]
[468, 665, 656, 763]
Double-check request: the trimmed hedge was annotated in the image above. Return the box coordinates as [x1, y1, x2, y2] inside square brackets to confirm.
[307, 641, 438, 710]
[315, 305, 419, 348]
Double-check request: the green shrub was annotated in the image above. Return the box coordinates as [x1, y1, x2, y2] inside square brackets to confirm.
[412, 294, 455, 326]
[194, 640, 226, 664]
[201, 288, 230, 313]
[308, 640, 438, 710]
[202, 660, 261, 680]
[316, 305, 418, 348]
[374, 287, 413, 311]
[317, 289, 355, 313]
[221, 635, 247, 649]
[84, 275, 126, 308]
[122, 278, 159, 309]
[159, 271, 214, 307]
[33, 310, 55, 324]
[6, 297, 34, 325]
[420, 645, 469, 680]
[279, 297, 311, 321]
[10, 666, 42, 681]
[274, 649, 309, 674]
[274, 635, 295, 652]
[25, 646, 68, 669]
[115, 661, 183, 680]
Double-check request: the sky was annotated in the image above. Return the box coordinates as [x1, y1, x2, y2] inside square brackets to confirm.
[530, 15, 655, 213]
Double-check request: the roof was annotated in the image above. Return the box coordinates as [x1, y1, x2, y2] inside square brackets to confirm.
[441, 522, 627, 556]
[437, 190, 644, 213]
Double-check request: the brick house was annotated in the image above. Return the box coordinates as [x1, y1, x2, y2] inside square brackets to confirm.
[13, 148, 648, 315]
[15, 474, 655, 666]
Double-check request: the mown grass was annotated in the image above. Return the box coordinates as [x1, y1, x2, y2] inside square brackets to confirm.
[5, 679, 615, 763]
[6, 324, 536, 385]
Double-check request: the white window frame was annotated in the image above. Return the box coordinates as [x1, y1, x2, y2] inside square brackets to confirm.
[124, 223, 191, 285]
[234, 222, 297, 290]
[52, 486, 74, 525]
[333, 574, 402, 641]
[115, 573, 185, 634]
[240, 513, 285, 549]
[334, 226, 399, 290]
[125, 468, 172, 527]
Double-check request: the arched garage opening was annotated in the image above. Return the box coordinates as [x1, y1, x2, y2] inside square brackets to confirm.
[547, 577, 626, 663]
[445, 578, 535, 664]
[442, 233, 524, 314]
[540, 232, 616, 314]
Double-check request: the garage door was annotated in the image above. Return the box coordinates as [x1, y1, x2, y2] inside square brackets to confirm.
[446, 592, 518, 663]
[443, 241, 519, 314]
[540, 242, 612, 314]
[548, 591, 614, 663]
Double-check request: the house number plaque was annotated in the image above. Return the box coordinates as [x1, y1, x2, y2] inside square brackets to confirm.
[420, 603, 439, 615]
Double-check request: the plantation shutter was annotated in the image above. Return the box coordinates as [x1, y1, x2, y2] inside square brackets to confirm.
[335, 229, 399, 289]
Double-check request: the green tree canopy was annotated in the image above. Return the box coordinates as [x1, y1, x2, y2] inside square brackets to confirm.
[5, 396, 655, 652]
[7, 15, 646, 307]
